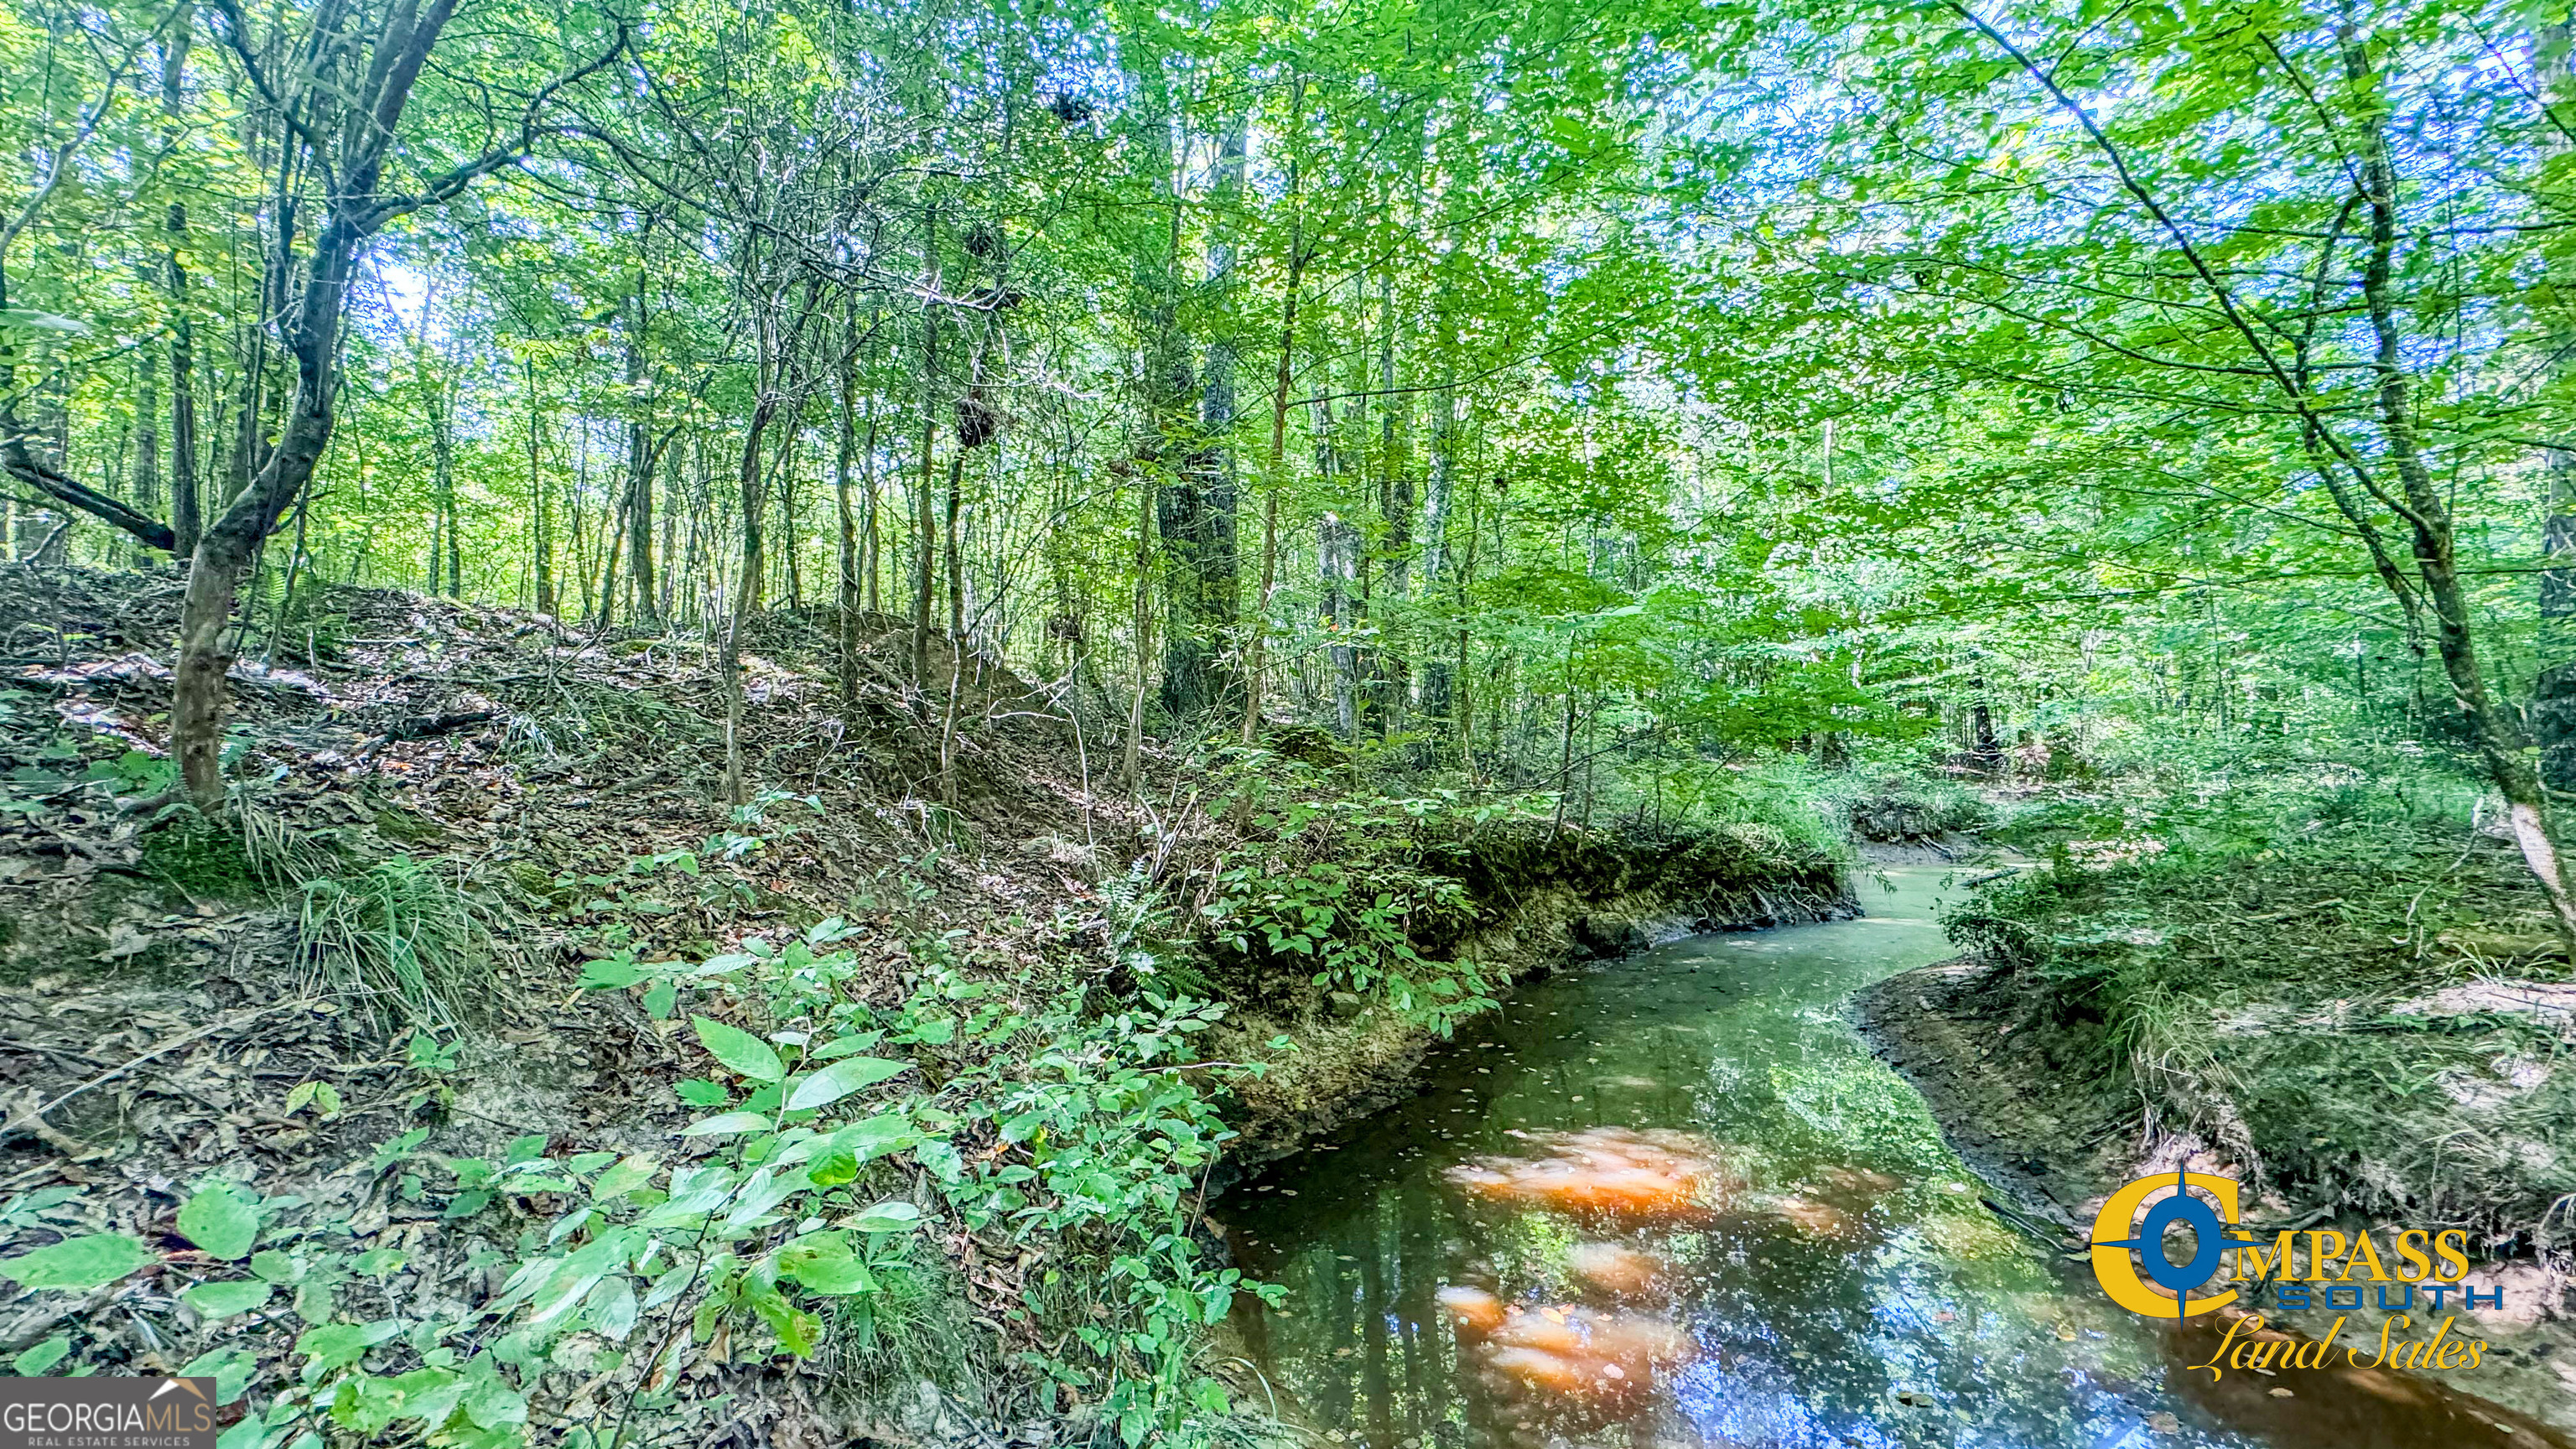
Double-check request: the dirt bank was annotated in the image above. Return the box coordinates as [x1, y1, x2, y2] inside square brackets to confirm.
[1853, 955, 2576, 1431]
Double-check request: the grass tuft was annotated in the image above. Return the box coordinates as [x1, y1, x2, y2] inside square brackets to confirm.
[297, 855, 485, 1027]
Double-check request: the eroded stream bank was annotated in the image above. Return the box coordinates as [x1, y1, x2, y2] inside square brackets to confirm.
[1213, 867, 2571, 1449]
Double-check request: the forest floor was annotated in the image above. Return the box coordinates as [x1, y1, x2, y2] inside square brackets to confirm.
[1853, 777, 2576, 1429]
[0, 563, 1846, 1447]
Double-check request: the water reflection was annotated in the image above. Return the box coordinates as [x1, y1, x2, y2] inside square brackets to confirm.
[1222, 868, 2569, 1449]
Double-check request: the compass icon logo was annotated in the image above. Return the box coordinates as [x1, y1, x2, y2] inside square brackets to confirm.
[2087, 1166, 2261, 1318]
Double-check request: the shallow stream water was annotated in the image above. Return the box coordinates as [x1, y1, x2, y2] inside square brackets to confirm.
[1218, 866, 2564, 1449]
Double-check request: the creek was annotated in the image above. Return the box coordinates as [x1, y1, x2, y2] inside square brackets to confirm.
[1218, 866, 2563, 1449]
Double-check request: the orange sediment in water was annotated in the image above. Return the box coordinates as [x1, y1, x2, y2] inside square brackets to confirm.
[1449, 1297, 1695, 1411]
[1444, 1127, 1737, 1226]
[1758, 1192, 1857, 1239]
[1433, 1285, 1509, 1338]
[1566, 1242, 1666, 1296]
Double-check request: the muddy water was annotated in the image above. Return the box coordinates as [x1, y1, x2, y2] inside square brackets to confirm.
[1219, 867, 2562, 1449]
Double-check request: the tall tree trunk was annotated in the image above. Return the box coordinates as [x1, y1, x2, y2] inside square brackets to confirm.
[1160, 115, 1246, 720]
[834, 330, 862, 714]
[1240, 80, 1302, 750]
[596, 481, 630, 626]
[132, 343, 161, 565]
[527, 359, 556, 615]
[1419, 322, 1459, 729]
[1123, 467, 1154, 788]
[782, 428, 803, 612]
[166, 205, 200, 558]
[622, 294, 660, 629]
[2345, 28, 2576, 948]
[912, 230, 941, 689]
[723, 390, 778, 806]
[2537, 12, 2576, 790]
[861, 396, 880, 615]
[430, 372, 460, 596]
[943, 449, 964, 643]
[176, 197, 381, 808]
[1321, 511, 1359, 740]
[1372, 266, 1411, 738]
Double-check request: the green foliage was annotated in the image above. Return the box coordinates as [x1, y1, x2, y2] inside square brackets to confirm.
[195, 854, 1275, 1449]
[1202, 785, 1504, 1032]
[550, 905, 1279, 1443]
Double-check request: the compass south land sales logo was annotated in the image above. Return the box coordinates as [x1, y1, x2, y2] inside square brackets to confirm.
[2088, 1167, 2507, 1379]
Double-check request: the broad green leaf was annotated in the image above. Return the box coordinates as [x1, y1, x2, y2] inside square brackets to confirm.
[785, 1056, 911, 1111]
[591, 1154, 660, 1200]
[294, 1319, 401, 1371]
[178, 1184, 261, 1259]
[808, 1031, 886, 1061]
[848, 1200, 922, 1233]
[178, 1346, 258, 1405]
[777, 1232, 875, 1295]
[182, 1280, 275, 1318]
[578, 958, 647, 989]
[0, 1233, 156, 1290]
[12, 1336, 69, 1374]
[692, 1016, 782, 1083]
[680, 1111, 773, 1137]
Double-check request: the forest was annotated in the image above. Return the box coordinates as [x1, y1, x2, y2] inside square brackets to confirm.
[1, 0, 2573, 1441]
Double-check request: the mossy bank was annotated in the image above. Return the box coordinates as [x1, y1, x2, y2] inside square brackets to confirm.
[1207, 821, 1854, 1162]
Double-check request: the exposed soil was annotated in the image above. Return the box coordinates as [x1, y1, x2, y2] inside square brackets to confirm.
[1853, 955, 2576, 1432]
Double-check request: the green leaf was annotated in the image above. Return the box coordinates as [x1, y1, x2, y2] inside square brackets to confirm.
[294, 1319, 401, 1372]
[182, 1280, 274, 1318]
[589, 1275, 640, 1339]
[785, 1056, 911, 1111]
[460, 1370, 527, 1429]
[578, 958, 647, 989]
[0, 1233, 156, 1290]
[590, 1154, 659, 1201]
[808, 1031, 886, 1061]
[178, 1346, 258, 1405]
[777, 1232, 875, 1295]
[13, 1335, 70, 1374]
[642, 981, 677, 1019]
[848, 1200, 922, 1233]
[681, 1110, 774, 1137]
[178, 1184, 262, 1259]
[692, 1016, 783, 1083]
[676, 1078, 730, 1106]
